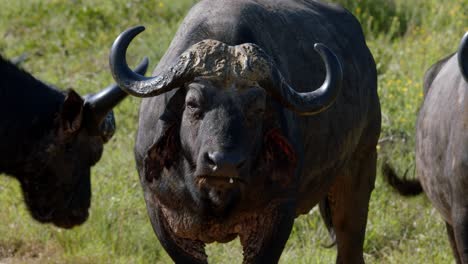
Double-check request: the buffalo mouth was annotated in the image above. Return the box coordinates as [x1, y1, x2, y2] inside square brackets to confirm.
[196, 175, 246, 189]
[24, 180, 90, 229]
[196, 176, 243, 215]
[51, 209, 89, 229]
[30, 199, 89, 229]
[52, 185, 91, 228]
[30, 203, 89, 229]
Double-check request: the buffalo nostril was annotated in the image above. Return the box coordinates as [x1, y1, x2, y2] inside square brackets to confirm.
[206, 151, 245, 169]
[205, 152, 217, 167]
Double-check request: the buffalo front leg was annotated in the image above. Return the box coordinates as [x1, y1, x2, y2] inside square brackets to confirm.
[239, 201, 296, 264]
[149, 206, 207, 264]
[449, 164, 468, 264]
[451, 205, 468, 263]
[446, 221, 462, 264]
[327, 150, 376, 264]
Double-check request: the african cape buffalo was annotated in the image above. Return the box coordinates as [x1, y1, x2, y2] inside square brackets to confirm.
[110, 0, 381, 263]
[0, 54, 148, 228]
[384, 32, 468, 263]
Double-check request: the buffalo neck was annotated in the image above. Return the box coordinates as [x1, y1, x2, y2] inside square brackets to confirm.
[0, 56, 65, 176]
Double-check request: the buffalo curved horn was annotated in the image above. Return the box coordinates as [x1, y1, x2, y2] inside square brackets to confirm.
[258, 43, 342, 115]
[458, 32, 468, 82]
[84, 56, 149, 141]
[109, 26, 193, 97]
[110, 26, 342, 115]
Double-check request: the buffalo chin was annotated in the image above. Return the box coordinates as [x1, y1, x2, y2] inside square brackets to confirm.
[199, 184, 241, 217]
[51, 210, 89, 229]
[30, 207, 89, 229]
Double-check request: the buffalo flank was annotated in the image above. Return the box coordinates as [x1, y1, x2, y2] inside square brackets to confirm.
[384, 32, 468, 263]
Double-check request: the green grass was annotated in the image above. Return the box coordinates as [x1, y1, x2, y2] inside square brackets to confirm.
[0, 0, 466, 263]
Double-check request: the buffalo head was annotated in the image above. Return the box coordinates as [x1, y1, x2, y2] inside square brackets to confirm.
[15, 58, 148, 228]
[109, 26, 342, 216]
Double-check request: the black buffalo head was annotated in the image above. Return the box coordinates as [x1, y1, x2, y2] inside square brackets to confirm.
[109, 26, 342, 216]
[13, 58, 148, 228]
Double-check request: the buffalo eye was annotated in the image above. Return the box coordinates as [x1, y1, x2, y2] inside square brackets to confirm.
[185, 98, 203, 119]
[186, 100, 200, 110]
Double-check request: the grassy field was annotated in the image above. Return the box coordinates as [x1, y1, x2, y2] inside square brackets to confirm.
[0, 0, 466, 263]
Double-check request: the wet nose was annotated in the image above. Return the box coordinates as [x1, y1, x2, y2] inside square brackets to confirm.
[204, 151, 246, 176]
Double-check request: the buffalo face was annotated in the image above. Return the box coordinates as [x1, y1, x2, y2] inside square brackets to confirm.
[18, 90, 106, 228]
[180, 79, 266, 215]
[17, 58, 148, 228]
[145, 79, 300, 217]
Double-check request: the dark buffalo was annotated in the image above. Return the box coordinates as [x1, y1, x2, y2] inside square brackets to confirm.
[0, 54, 148, 228]
[110, 0, 380, 263]
[384, 32, 468, 263]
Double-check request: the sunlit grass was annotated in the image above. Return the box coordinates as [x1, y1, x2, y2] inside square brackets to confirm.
[0, 0, 466, 263]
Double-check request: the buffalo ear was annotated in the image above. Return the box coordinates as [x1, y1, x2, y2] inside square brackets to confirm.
[59, 89, 84, 137]
[144, 88, 186, 182]
[144, 124, 179, 182]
